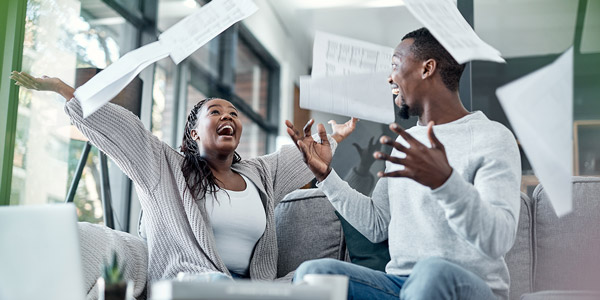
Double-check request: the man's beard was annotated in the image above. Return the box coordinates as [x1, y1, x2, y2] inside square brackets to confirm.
[398, 103, 410, 120]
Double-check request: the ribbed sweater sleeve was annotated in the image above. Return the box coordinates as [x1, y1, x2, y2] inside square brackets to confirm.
[65, 98, 163, 193]
[317, 170, 390, 243]
[249, 134, 338, 205]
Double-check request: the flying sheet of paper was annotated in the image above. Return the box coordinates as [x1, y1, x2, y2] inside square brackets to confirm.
[496, 47, 573, 217]
[74, 0, 258, 118]
[74, 41, 170, 117]
[160, 0, 258, 64]
[312, 31, 394, 77]
[300, 72, 395, 124]
[404, 0, 504, 64]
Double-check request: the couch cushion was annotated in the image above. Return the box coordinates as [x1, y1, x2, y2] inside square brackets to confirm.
[78, 222, 148, 300]
[275, 189, 346, 278]
[520, 290, 600, 300]
[335, 212, 390, 272]
[505, 192, 534, 300]
[532, 177, 600, 292]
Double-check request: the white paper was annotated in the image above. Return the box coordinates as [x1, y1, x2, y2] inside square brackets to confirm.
[74, 41, 170, 118]
[312, 31, 394, 77]
[496, 47, 573, 216]
[404, 0, 505, 64]
[159, 0, 258, 65]
[74, 0, 258, 118]
[300, 72, 395, 124]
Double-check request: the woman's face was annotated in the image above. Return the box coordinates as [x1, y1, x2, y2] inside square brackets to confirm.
[191, 99, 243, 157]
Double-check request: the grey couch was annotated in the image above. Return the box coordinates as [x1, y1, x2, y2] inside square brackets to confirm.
[79, 176, 600, 300]
[278, 177, 600, 300]
[506, 177, 600, 300]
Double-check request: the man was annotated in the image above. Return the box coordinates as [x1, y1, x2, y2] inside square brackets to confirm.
[286, 27, 521, 300]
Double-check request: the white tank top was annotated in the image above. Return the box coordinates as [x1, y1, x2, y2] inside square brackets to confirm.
[201, 174, 266, 276]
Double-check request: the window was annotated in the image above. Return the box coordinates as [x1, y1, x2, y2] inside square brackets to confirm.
[152, 1, 280, 159]
[235, 38, 271, 119]
[11, 0, 138, 225]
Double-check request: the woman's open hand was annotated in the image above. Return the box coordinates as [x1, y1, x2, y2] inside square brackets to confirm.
[10, 71, 74, 100]
[328, 117, 358, 143]
[286, 119, 333, 181]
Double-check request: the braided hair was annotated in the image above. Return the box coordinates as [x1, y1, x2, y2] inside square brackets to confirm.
[180, 98, 242, 201]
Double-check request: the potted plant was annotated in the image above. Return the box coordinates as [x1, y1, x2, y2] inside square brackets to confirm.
[98, 251, 129, 300]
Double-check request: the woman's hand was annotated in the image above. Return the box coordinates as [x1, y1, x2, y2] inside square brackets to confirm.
[10, 71, 75, 100]
[328, 117, 358, 143]
[286, 119, 333, 182]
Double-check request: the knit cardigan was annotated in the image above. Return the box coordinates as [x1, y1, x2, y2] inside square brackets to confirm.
[65, 98, 337, 282]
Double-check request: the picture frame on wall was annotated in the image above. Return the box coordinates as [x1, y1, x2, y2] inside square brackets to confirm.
[574, 120, 600, 176]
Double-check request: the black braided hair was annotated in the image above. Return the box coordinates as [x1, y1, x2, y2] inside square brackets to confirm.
[180, 98, 242, 201]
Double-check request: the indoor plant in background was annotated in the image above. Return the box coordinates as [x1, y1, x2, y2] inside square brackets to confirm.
[98, 251, 132, 300]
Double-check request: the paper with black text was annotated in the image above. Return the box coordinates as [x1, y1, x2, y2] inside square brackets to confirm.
[404, 0, 504, 64]
[300, 72, 395, 124]
[496, 47, 573, 216]
[312, 31, 394, 77]
[160, 0, 258, 64]
[74, 0, 258, 118]
[74, 41, 170, 118]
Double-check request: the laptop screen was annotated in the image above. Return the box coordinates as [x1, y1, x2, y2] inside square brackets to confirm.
[0, 204, 86, 300]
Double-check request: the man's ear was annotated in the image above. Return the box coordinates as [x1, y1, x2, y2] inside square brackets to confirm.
[190, 129, 200, 141]
[422, 59, 437, 79]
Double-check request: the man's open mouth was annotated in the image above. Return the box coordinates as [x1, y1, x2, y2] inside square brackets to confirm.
[390, 83, 400, 95]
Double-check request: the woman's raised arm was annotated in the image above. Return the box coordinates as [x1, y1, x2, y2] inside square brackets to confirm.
[11, 71, 165, 194]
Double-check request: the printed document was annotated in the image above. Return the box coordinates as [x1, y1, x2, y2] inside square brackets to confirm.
[404, 0, 504, 64]
[160, 0, 258, 64]
[312, 31, 394, 77]
[74, 0, 258, 118]
[496, 47, 573, 216]
[300, 72, 395, 124]
[301, 32, 395, 124]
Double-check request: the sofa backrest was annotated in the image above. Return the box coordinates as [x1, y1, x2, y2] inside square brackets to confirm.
[275, 189, 347, 278]
[505, 192, 534, 300]
[507, 177, 600, 299]
[532, 176, 600, 292]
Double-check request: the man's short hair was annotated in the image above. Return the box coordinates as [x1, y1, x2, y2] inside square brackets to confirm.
[402, 28, 465, 91]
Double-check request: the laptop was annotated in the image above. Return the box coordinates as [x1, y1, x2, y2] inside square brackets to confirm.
[0, 204, 86, 300]
[150, 280, 331, 300]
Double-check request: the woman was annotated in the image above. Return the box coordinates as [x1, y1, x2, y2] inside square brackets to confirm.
[10, 71, 357, 281]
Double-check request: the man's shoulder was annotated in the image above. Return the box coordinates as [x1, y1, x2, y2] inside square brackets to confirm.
[466, 116, 518, 154]
[467, 112, 514, 140]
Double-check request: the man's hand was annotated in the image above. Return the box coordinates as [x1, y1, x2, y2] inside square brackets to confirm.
[10, 71, 75, 100]
[286, 119, 333, 182]
[374, 121, 452, 189]
[328, 117, 358, 143]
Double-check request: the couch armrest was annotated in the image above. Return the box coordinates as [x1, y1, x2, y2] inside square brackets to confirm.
[78, 222, 148, 300]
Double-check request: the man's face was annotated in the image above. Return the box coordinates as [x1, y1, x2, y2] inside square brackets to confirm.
[389, 39, 422, 119]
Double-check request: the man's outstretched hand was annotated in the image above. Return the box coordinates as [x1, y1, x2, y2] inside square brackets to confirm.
[286, 119, 333, 182]
[374, 121, 452, 189]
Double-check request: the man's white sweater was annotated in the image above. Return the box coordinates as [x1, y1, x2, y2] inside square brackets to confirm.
[318, 111, 521, 299]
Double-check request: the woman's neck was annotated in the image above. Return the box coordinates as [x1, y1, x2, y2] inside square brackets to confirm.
[204, 152, 235, 175]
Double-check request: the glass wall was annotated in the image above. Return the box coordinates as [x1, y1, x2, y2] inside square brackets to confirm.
[11, 0, 138, 225]
[5, 0, 280, 231]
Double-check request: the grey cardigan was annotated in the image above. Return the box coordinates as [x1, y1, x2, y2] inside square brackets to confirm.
[65, 98, 337, 282]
